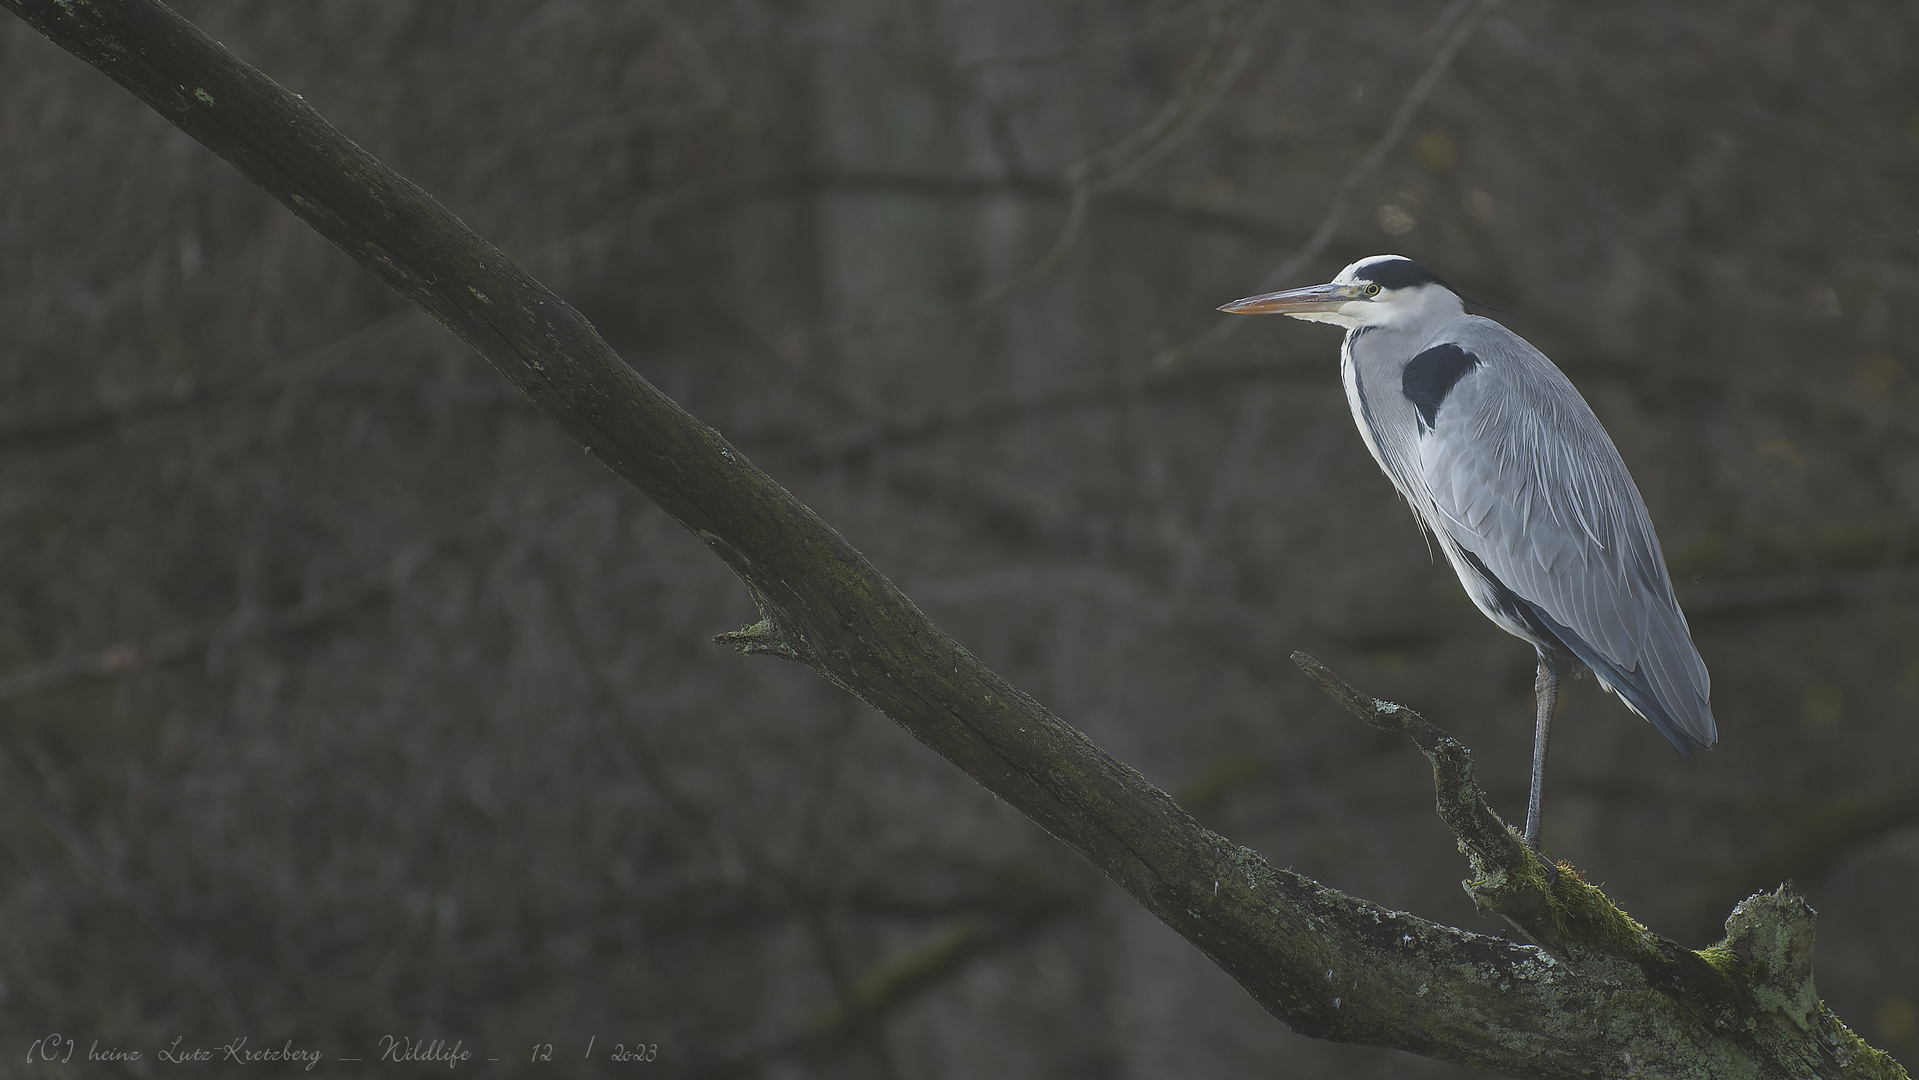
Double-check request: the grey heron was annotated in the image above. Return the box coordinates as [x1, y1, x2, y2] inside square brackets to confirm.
[1220, 255, 1714, 851]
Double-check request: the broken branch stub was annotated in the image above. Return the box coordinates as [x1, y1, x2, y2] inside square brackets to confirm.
[3, 1, 1903, 1074]
[1292, 651, 1902, 1078]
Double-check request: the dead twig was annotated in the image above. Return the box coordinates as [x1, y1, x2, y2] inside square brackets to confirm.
[8, 3, 1899, 1074]
[1170, 0, 1501, 365]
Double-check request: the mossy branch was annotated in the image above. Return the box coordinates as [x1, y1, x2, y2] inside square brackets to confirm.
[1294, 651, 1904, 1079]
[4, 2, 1904, 1076]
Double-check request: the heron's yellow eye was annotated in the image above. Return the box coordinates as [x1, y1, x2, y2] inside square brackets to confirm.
[1363, 282, 1382, 297]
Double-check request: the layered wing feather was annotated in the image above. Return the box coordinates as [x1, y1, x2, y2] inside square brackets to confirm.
[1403, 318, 1715, 755]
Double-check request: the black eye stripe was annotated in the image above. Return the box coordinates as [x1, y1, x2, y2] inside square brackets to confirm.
[1353, 258, 1449, 291]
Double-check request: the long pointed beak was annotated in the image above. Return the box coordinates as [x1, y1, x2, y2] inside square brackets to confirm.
[1217, 281, 1355, 314]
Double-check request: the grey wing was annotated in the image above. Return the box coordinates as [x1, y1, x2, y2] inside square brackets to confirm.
[1415, 318, 1715, 755]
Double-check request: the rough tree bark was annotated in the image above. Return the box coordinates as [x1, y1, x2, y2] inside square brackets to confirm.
[2, 2, 1903, 1077]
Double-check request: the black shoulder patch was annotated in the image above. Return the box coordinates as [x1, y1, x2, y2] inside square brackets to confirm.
[1352, 257, 1449, 291]
[1401, 343, 1480, 431]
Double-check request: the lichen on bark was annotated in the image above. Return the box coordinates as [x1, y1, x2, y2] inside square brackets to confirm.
[1, 1, 1904, 1075]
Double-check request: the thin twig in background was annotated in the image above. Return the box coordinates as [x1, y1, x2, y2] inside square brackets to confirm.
[1169, 0, 1501, 364]
[950, 0, 1220, 69]
[5, 0, 1918, 1073]
[950, 3, 1247, 310]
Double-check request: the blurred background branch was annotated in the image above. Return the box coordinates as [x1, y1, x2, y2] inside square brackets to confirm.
[0, 0, 1915, 1076]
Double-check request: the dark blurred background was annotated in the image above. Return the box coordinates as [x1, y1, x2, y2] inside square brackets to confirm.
[2, 1, 1916, 1076]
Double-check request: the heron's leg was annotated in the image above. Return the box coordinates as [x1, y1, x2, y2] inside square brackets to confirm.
[1524, 649, 1559, 851]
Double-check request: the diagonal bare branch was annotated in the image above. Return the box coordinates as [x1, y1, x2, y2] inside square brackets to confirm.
[2, 3, 1902, 1077]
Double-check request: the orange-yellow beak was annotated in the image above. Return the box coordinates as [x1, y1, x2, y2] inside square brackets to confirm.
[1217, 281, 1360, 314]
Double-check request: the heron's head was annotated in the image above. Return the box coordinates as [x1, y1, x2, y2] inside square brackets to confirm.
[1217, 255, 1463, 330]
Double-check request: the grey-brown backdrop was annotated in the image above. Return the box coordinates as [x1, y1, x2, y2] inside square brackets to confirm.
[1, 1, 1915, 1076]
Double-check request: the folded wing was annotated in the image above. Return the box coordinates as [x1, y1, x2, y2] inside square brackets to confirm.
[1409, 319, 1715, 755]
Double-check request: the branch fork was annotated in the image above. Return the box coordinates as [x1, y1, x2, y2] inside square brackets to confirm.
[1293, 651, 1893, 1076]
[11, 0, 1898, 1071]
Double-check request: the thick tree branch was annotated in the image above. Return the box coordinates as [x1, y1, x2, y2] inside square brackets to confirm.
[1291, 652, 1900, 1078]
[4, 2, 1903, 1076]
